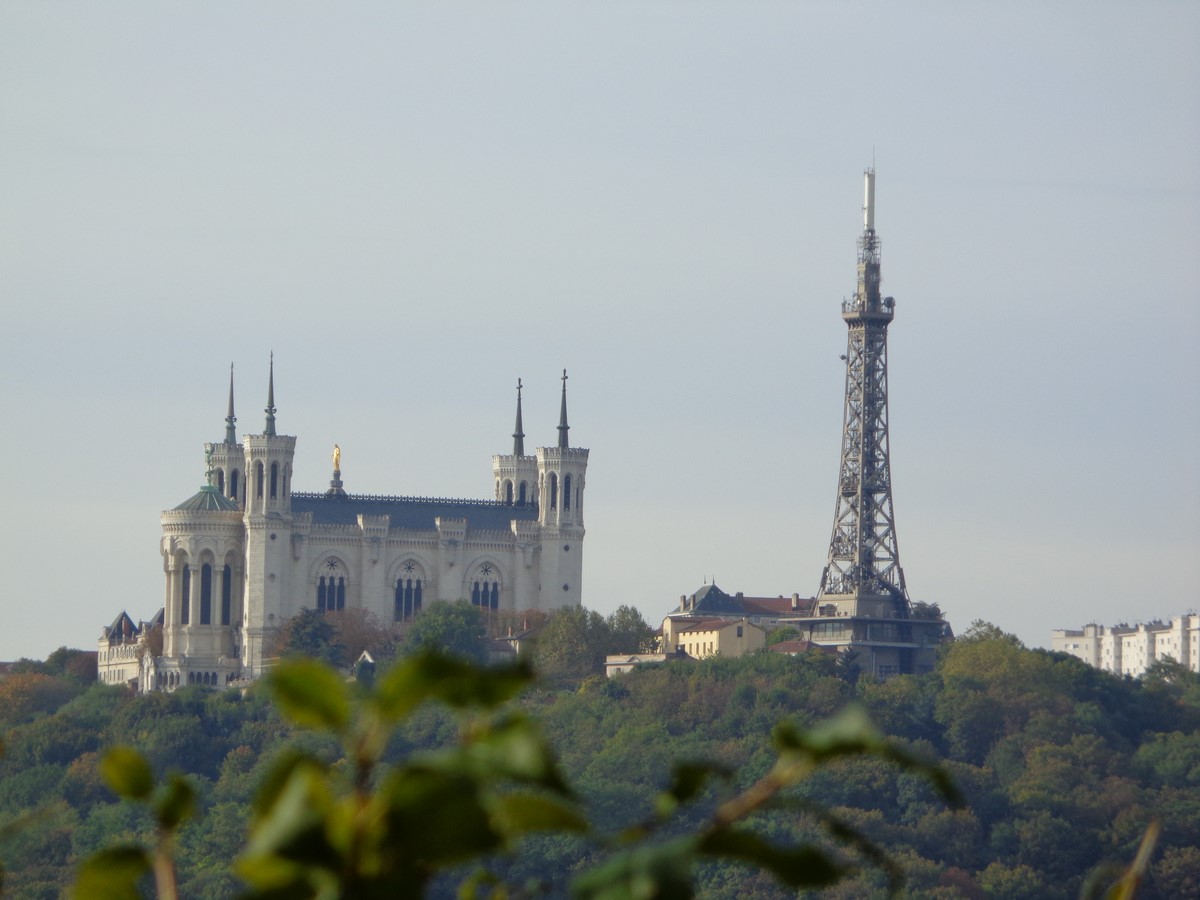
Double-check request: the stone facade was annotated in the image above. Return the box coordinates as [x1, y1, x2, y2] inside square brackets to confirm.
[660, 615, 767, 660]
[102, 366, 588, 692]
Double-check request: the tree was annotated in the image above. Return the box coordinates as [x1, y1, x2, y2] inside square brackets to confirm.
[139, 624, 164, 662]
[402, 600, 488, 665]
[605, 604, 655, 654]
[278, 608, 346, 667]
[766, 626, 801, 645]
[45, 647, 99, 682]
[325, 607, 397, 663]
[0, 672, 82, 727]
[910, 601, 943, 620]
[957, 620, 1024, 647]
[77, 655, 958, 899]
[485, 608, 549, 640]
[534, 606, 611, 684]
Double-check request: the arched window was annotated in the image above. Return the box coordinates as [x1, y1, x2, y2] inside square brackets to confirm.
[270, 462, 279, 499]
[505, 481, 513, 505]
[317, 576, 345, 612]
[563, 474, 572, 510]
[549, 473, 558, 510]
[200, 563, 213, 625]
[394, 575, 424, 621]
[469, 564, 500, 611]
[230, 469, 240, 501]
[221, 564, 233, 625]
[216, 468, 225, 494]
[316, 559, 346, 613]
[518, 482, 527, 506]
[180, 565, 191, 625]
[256, 462, 264, 499]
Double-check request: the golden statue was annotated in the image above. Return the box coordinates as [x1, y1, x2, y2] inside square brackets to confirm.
[332, 444, 341, 471]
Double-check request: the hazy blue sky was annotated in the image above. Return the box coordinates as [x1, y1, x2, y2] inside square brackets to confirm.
[2, 2, 1197, 660]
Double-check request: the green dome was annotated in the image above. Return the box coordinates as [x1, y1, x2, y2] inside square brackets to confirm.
[174, 484, 240, 512]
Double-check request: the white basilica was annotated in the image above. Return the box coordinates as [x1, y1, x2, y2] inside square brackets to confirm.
[98, 361, 588, 691]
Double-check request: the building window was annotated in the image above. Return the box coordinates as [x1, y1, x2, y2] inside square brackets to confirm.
[736, 626, 743, 638]
[563, 474, 572, 510]
[505, 481, 514, 505]
[270, 462, 279, 499]
[518, 481, 528, 506]
[394, 576, 424, 621]
[318, 576, 345, 612]
[230, 469, 240, 501]
[317, 559, 345, 613]
[470, 564, 500, 610]
[256, 462, 264, 499]
[200, 563, 213, 625]
[180, 565, 190, 625]
[216, 468, 225, 494]
[221, 564, 233, 625]
[549, 473, 558, 510]
[471, 580, 500, 610]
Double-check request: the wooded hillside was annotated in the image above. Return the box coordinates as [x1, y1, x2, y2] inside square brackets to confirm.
[1, 622, 1197, 898]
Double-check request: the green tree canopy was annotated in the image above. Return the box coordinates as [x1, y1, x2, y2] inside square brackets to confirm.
[605, 604, 655, 654]
[534, 606, 611, 684]
[279, 608, 346, 668]
[402, 600, 488, 665]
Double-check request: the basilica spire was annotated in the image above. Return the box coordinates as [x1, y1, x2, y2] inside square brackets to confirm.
[512, 378, 526, 456]
[557, 369, 570, 450]
[224, 363, 237, 445]
[264, 353, 277, 437]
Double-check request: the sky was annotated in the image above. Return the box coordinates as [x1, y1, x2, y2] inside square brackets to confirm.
[1, 1, 1198, 660]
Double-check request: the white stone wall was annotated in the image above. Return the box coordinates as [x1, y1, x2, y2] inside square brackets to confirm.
[1053, 615, 1200, 678]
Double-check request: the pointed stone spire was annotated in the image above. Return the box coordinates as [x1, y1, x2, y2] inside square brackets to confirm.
[512, 378, 526, 456]
[224, 363, 238, 444]
[557, 369, 570, 450]
[264, 352, 277, 437]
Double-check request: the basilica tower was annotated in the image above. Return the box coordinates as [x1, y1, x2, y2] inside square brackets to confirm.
[536, 370, 588, 608]
[492, 379, 538, 507]
[241, 355, 297, 675]
[206, 364, 245, 507]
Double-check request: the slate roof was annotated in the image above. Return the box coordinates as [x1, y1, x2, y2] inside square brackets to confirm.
[291, 493, 539, 531]
[686, 584, 743, 613]
[683, 584, 817, 617]
[102, 610, 140, 642]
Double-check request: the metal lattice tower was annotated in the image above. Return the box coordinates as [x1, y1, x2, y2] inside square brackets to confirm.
[817, 169, 910, 612]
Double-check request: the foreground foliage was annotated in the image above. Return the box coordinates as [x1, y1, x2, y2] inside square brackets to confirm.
[0, 625, 1197, 897]
[81, 653, 954, 898]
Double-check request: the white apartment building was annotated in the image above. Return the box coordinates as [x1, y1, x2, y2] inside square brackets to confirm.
[1052, 614, 1200, 678]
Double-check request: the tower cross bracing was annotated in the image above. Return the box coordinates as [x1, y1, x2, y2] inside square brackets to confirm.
[818, 169, 909, 610]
